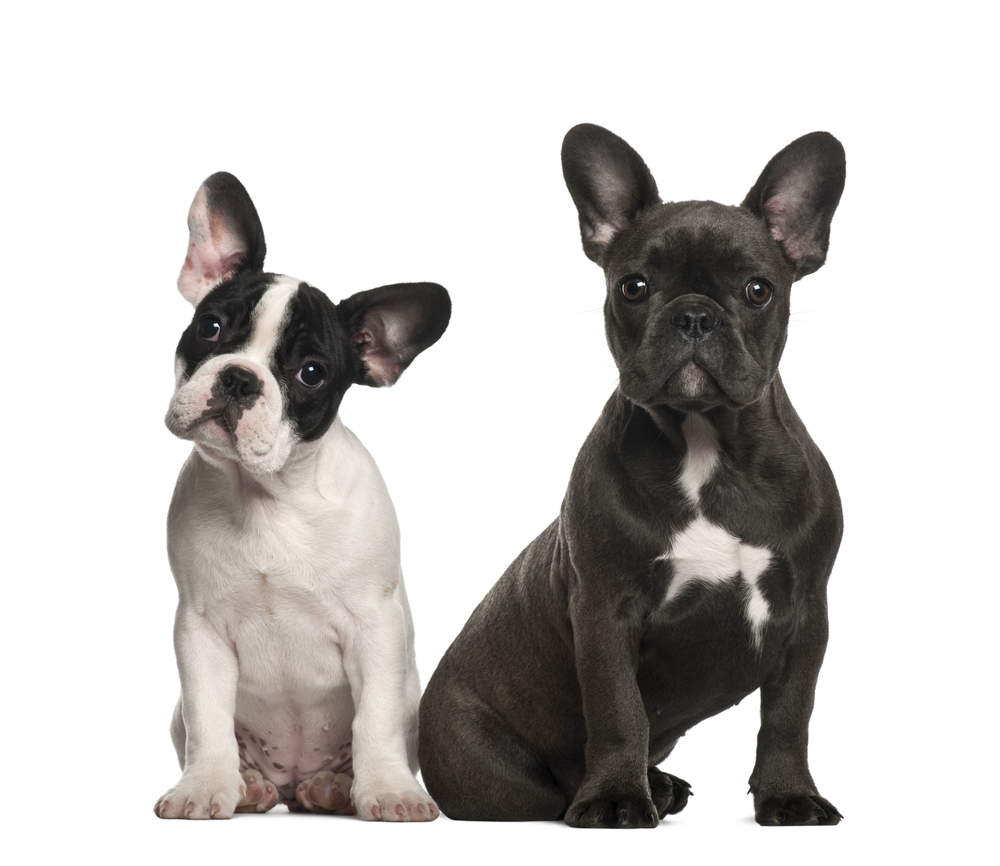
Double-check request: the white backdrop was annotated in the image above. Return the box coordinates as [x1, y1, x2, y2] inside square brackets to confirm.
[3, 2, 994, 863]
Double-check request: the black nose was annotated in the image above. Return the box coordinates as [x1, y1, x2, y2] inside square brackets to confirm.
[671, 304, 719, 341]
[217, 365, 263, 403]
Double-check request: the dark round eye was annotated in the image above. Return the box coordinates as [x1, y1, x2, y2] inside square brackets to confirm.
[198, 315, 221, 342]
[620, 275, 648, 302]
[742, 279, 773, 308]
[296, 364, 325, 388]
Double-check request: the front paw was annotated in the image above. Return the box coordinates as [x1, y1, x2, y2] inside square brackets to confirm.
[352, 779, 439, 822]
[755, 793, 842, 826]
[154, 771, 245, 820]
[565, 793, 658, 829]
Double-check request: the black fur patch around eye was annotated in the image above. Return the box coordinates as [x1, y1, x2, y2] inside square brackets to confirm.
[176, 273, 275, 379]
[273, 284, 361, 442]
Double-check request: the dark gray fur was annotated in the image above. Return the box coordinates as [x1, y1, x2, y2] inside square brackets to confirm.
[419, 125, 846, 827]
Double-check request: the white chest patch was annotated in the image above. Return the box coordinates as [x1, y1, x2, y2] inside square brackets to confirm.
[677, 413, 718, 502]
[659, 415, 773, 649]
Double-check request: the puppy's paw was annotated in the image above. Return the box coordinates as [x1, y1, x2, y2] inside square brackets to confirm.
[648, 767, 692, 818]
[755, 793, 842, 826]
[352, 779, 439, 822]
[565, 794, 658, 829]
[294, 770, 356, 815]
[235, 768, 280, 814]
[154, 771, 245, 820]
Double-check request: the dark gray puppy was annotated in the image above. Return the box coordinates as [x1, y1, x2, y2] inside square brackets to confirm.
[419, 124, 846, 828]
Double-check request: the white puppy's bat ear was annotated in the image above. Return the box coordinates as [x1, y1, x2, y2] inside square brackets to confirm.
[338, 283, 451, 387]
[177, 172, 267, 305]
[742, 132, 846, 279]
[562, 123, 661, 267]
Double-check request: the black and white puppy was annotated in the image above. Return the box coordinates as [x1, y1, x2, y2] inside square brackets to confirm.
[419, 125, 845, 827]
[155, 173, 450, 821]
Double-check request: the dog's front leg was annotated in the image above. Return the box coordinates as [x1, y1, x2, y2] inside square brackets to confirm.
[564, 591, 657, 828]
[343, 596, 438, 822]
[155, 609, 243, 819]
[749, 600, 842, 825]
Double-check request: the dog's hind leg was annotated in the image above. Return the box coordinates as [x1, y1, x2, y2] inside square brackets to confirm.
[419, 685, 566, 821]
[647, 767, 692, 818]
[235, 768, 280, 813]
[293, 770, 357, 815]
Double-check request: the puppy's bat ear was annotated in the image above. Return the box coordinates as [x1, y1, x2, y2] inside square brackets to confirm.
[562, 124, 660, 267]
[178, 172, 267, 305]
[742, 132, 845, 279]
[339, 282, 451, 387]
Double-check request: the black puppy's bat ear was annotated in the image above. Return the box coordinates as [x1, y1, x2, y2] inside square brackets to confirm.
[339, 283, 451, 387]
[178, 172, 267, 305]
[742, 132, 845, 279]
[562, 123, 660, 266]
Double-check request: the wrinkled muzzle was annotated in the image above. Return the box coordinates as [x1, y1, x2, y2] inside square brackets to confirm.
[165, 353, 294, 474]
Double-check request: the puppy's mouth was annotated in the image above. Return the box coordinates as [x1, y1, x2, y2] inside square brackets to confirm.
[654, 349, 769, 411]
[669, 361, 716, 397]
[193, 388, 255, 439]
[621, 354, 727, 411]
[196, 412, 236, 438]
[659, 360, 725, 408]
[185, 401, 245, 444]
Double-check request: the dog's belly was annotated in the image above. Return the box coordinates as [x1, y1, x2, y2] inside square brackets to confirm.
[224, 578, 358, 801]
[233, 669, 356, 800]
[234, 697, 355, 802]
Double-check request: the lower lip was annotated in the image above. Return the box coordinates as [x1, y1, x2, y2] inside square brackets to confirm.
[189, 415, 233, 438]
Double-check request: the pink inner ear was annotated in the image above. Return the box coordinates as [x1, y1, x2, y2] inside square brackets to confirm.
[355, 332, 403, 387]
[354, 310, 407, 387]
[764, 185, 822, 267]
[177, 186, 249, 306]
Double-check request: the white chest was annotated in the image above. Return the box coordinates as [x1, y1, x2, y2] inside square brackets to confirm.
[658, 415, 772, 648]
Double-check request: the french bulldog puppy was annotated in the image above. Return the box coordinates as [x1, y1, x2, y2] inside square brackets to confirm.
[419, 125, 845, 827]
[155, 172, 449, 821]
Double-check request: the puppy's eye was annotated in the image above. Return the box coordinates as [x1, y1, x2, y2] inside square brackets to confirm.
[198, 315, 222, 342]
[296, 364, 325, 388]
[742, 279, 772, 309]
[620, 275, 648, 302]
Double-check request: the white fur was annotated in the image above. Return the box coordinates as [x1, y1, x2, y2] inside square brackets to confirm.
[165, 278, 300, 476]
[156, 278, 435, 821]
[660, 415, 772, 650]
[677, 413, 717, 503]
